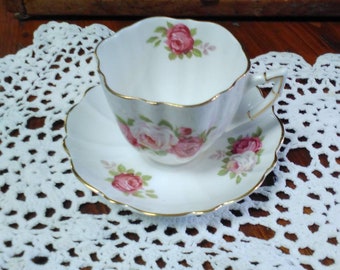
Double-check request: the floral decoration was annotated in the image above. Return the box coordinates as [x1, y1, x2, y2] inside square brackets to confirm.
[211, 127, 264, 184]
[116, 114, 215, 158]
[146, 22, 216, 60]
[102, 160, 157, 199]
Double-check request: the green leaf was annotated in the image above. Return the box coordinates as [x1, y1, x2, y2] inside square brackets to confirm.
[155, 26, 167, 35]
[136, 172, 142, 177]
[230, 172, 236, 179]
[133, 191, 144, 198]
[190, 28, 197, 36]
[204, 126, 216, 139]
[139, 114, 153, 123]
[117, 164, 126, 173]
[146, 189, 156, 194]
[192, 48, 202, 57]
[142, 175, 152, 181]
[173, 129, 181, 138]
[127, 118, 135, 126]
[200, 127, 215, 140]
[257, 156, 261, 164]
[147, 36, 159, 43]
[236, 175, 242, 184]
[154, 39, 161, 47]
[194, 39, 202, 46]
[166, 22, 174, 29]
[222, 157, 230, 163]
[218, 169, 227, 176]
[158, 119, 173, 130]
[126, 169, 135, 174]
[146, 193, 158, 199]
[115, 114, 126, 125]
[105, 177, 113, 182]
[178, 54, 184, 59]
[227, 137, 236, 144]
[109, 170, 117, 176]
[186, 52, 192, 58]
[155, 150, 167, 156]
[168, 52, 177, 60]
[251, 127, 261, 137]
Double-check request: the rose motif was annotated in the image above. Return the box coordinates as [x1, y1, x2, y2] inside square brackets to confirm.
[112, 173, 143, 193]
[131, 121, 178, 151]
[166, 24, 194, 55]
[178, 127, 193, 137]
[115, 114, 215, 159]
[232, 137, 262, 154]
[226, 151, 258, 174]
[147, 22, 215, 60]
[170, 136, 204, 158]
[214, 127, 265, 183]
[103, 161, 157, 199]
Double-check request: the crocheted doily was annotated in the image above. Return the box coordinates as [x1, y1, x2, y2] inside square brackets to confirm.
[0, 22, 339, 270]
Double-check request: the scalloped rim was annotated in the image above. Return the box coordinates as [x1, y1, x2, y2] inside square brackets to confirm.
[95, 17, 250, 108]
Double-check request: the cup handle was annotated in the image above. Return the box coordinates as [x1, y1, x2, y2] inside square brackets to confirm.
[246, 68, 287, 120]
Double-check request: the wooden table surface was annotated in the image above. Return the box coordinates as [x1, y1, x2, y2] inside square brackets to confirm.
[1, 0, 339, 62]
[1, 0, 339, 263]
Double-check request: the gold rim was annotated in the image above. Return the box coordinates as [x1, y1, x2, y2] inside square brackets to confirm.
[95, 17, 251, 108]
[63, 87, 285, 217]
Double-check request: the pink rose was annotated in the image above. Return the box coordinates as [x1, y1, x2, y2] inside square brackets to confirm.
[112, 173, 143, 193]
[171, 136, 204, 158]
[166, 24, 194, 55]
[232, 137, 262, 154]
[118, 122, 139, 147]
[178, 127, 193, 137]
[131, 122, 178, 151]
[226, 151, 258, 174]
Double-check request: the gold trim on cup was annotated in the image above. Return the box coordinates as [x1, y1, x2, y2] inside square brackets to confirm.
[95, 17, 251, 109]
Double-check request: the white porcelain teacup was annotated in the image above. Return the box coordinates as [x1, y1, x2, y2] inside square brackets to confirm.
[96, 17, 286, 165]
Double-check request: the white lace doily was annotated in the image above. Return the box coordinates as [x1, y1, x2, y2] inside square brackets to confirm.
[0, 22, 339, 270]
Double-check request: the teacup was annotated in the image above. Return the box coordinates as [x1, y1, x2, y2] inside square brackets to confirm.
[96, 17, 286, 165]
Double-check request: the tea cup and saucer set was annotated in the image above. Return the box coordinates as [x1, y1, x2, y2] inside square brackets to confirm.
[64, 17, 286, 216]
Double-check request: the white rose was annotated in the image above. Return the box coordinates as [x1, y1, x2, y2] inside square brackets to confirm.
[226, 150, 258, 174]
[131, 121, 178, 151]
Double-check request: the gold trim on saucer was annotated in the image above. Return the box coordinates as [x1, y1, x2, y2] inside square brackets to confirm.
[63, 86, 285, 217]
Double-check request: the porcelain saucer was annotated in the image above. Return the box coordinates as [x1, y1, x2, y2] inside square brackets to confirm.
[64, 85, 284, 216]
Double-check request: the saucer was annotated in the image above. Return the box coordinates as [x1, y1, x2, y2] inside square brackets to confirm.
[64, 85, 284, 216]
